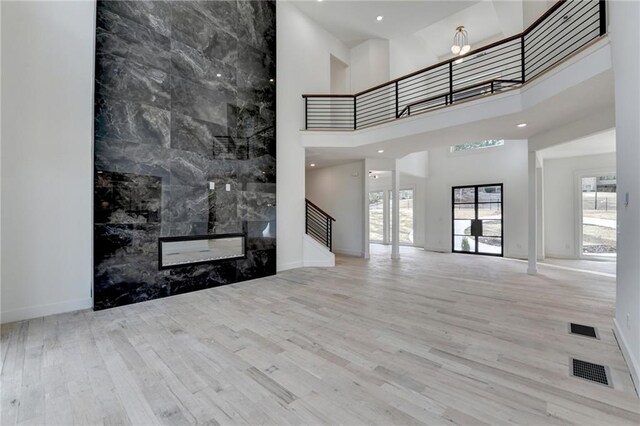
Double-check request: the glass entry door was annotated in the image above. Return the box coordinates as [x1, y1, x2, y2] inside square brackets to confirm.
[452, 184, 503, 256]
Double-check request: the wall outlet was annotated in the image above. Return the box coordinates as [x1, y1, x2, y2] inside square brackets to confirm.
[225, 183, 231, 191]
[208, 182, 215, 190]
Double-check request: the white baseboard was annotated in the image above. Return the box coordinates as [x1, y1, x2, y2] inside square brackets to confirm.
[277, 261, 303, 272]
[333, 248, 363, 257]
[303, 260, 334, 267]
[613, 318, 639, 396]
[424, 246, 449, 253]
[1, 297, 93, 324]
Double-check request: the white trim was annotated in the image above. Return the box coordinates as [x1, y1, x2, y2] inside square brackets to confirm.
[303, 260, 334, 267]
[277, 261, 304, 272]
[613, 318, 640, 396]
[1, 297, 93, 324]
[333, 248, 364, 257]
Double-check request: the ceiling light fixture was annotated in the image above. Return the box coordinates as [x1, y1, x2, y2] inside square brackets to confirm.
[216, 73, 222, 77]
[451, 26, 471, 56]
[376, 15, 383, 21]
[517, 123, 527, 128]
[377, 149, 384, 153]
[310, 163, 316, 167]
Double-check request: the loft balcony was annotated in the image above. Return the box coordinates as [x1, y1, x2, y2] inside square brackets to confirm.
[301, 0, 607, 133]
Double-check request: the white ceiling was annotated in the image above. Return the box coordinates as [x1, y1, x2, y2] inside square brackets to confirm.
[292, 0, 481, 48]
[539, 129, 616, 160]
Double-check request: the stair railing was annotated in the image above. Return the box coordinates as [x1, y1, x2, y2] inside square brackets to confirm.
[305, 199, 336, 251]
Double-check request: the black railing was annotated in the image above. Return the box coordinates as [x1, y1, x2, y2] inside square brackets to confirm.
[303, 0, 606, 130]
[305, 198, 335, 251]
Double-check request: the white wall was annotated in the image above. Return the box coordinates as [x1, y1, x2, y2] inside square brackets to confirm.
[350, 39, 389, 93]
[609, 0, 640, 389]
[305, 162, 364, 256]
[1, 1, 95, 323]
[424, 141, 529, 258]
[543, 153, 616, 258]
[277, 1, 350, 270]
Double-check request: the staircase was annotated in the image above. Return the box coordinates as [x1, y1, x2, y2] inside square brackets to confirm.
[305, 199, 335, 251]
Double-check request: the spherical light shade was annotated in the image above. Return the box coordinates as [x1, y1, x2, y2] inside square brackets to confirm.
[460, 44, 471, 54]
[451, 45, 461, 54]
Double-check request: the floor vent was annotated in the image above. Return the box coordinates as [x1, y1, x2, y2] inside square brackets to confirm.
[571, 358, 611, 387]
[569, 323, 598, 339]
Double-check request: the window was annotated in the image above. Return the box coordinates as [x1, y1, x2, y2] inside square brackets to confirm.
[451, 139, 504, 153]
[369, 191, 384, 242]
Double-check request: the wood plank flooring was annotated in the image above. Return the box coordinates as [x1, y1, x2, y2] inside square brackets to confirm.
[2, 246, 639, 425]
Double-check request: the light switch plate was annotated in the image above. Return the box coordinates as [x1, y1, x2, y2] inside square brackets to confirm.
[225, 183, 231, 191]
[209, 182, 215, 190]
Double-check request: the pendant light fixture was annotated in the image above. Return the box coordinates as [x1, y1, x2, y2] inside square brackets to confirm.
[451, 26, 471, 56]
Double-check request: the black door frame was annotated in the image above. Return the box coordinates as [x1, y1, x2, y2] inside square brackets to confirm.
[451, 183, 504, 257]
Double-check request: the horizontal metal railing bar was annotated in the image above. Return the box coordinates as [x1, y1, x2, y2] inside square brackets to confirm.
[307, 213, 330, 228]
[399, 78, 522, 117]
[358, 112, 397, 125]
[357, 103, 396, 115]
[307, 229, 327, 243]
[525, 0, 590, 46]
[398, 77, 450, 94]
[356, 95, 396, 111]
[452, 47, 522, 72]
[400, 67, 450, 83]
[526, 34, 600, 78]
[525, 7, 599, 58]
[452, 62, 522, 82]
[307, 224, 329, 237]
[453, 52, 522, 73]
[355, 90, 395, 107]
[526, 22, 599, 70]
[307, 219, 328, 231]
[357, 113, 397, 126]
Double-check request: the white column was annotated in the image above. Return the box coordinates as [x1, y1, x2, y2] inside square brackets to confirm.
[527, 150, 537, 274]
[391, 166, 400, 259]
[363, 160, 370, 259]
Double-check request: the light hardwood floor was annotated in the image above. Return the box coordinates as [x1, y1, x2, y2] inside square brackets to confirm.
[2, 246, 639, 425]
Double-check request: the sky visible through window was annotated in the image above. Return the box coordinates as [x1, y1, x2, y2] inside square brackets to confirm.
[451, 139, 504, 152]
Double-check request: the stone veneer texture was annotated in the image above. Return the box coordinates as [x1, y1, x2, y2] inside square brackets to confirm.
[93, 0, 276, 310]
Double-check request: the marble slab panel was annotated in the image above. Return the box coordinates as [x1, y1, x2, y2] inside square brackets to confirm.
[96, 7, 171, 72]
[96, 53, 171, 109]
[95, 95, 170, 147]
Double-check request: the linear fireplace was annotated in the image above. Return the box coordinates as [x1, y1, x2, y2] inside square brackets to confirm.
[159, 234, 246, 270]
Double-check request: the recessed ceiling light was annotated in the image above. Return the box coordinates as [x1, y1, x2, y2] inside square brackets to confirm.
[376, 16, 383, 21]
[269, 78, 274, 82]
[310, 163, 316, 167]
[517, 123, 527, 128]
[377, 149, 384, 153]
[216, 73, 222, 77]
[317, 0, 322, 2]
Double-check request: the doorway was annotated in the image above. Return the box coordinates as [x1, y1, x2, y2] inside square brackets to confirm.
[580, 174, 616, 257]
[452, 184, 503, 256]
[369, 188, 415, 245]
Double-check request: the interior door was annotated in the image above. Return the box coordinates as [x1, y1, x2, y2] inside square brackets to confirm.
[452, 184, 503, 256]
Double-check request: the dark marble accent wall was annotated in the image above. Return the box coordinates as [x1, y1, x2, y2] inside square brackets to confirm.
[93, 0, 276, 310]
